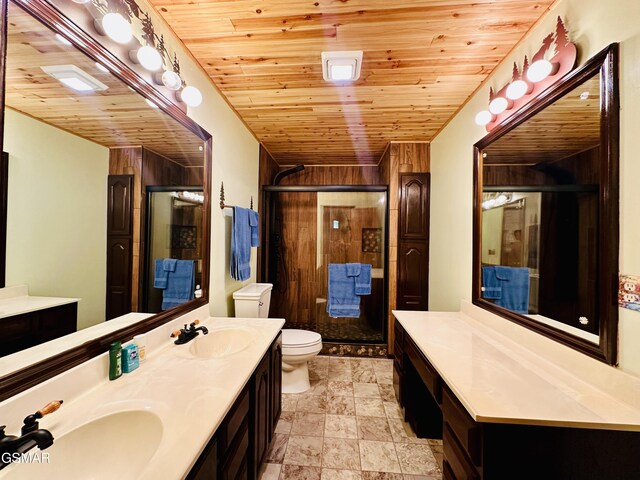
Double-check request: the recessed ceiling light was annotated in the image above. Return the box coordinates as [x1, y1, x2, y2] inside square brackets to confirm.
[321, 51, 363, 82]
[41, 65, 109, 92]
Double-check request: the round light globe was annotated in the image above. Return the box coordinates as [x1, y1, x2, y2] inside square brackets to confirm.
[137, 46, 163, 72]
[475, 110, 493, 126]
[489, 97, 509, 115]
[527, 59, 553, 83]
[506, 80, 529, 100]
[102, 13, 132, 45]
[181, 85, 203, 107]
[161, 70, 182, 91]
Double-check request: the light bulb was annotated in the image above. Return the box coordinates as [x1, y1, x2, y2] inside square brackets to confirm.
[475, 110, 493, 126]
[180, 85, 203, 107]
[489, 97, 509, 115]
[527, 59, 554, 83]
[72, 0, 90, 3]
[161, 70, 182, 91]
[102, 13, 132, 45]
[506, 80, 530, 100]
[137, 46, 163, 72]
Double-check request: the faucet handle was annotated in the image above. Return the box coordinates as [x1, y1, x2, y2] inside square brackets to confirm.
[38, 400, 64, 418]
[190, 320, 200, 328]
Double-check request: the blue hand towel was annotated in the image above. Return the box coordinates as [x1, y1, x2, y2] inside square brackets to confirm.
[354, 264, 372, 296]
[494, 266, 529, 314]
[481, 266, 502, 299]
[162, 260, 195, 310]
[327, 263, 361, 318]
[154, 259, 168, 289]
[346, 263, 361, 277]
[249, 209, 260, 247]
[163, 258, 177, 272]
[231, 207, 252, 281]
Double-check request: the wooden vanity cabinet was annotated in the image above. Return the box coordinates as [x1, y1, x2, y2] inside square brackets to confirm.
[392, 319, 404, 406]
[187, 333, 282, 480]
[0, 302, 77, 356]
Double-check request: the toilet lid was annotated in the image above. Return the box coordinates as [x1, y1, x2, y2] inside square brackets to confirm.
[282, 329, 321, 347]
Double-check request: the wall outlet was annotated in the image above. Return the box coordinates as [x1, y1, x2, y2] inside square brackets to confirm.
[619, 274, 640, 311]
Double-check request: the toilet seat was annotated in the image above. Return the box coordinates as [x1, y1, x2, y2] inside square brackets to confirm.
[282, 329, 322, 356]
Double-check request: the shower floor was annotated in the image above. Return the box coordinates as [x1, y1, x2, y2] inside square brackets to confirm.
[284, 321, 385, 343]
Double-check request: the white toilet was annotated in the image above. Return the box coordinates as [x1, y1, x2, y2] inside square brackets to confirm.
[233, 283, 322, 393]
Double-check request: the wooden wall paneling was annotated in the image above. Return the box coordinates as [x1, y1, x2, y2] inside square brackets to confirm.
[0, 152, 8, 288]
[276, 165, 382, 186]
[258, 145, 279, 282]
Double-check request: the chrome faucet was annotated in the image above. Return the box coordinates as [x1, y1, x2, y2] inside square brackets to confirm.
[0, 400, 62, 470]
[170, 320, 208, 344]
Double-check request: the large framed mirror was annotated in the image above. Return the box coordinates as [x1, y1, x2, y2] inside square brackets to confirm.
[0, 0, 211, 399]
[473, 44, 619, 364]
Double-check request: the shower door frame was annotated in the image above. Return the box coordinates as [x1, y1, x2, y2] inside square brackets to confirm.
[261, 185, 390, 344]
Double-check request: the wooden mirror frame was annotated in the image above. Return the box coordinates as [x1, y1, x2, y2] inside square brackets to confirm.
[472, 44, 619, 365]
[0, 0, 212, 400]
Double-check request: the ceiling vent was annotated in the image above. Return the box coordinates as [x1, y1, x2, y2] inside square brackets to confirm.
[321, 51, 363, 82]
[40, 65, 109, 92]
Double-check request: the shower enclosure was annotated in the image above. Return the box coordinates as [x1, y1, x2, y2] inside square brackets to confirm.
[262, 186, 388, 344]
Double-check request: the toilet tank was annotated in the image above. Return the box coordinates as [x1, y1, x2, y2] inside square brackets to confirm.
[233, 283, 273, 318]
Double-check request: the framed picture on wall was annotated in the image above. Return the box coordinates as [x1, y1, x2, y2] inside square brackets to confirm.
[362, 228, 382, 253]
[171, 225, 197, 249]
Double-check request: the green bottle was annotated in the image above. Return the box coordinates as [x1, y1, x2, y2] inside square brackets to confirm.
[109, 341, 122, 380]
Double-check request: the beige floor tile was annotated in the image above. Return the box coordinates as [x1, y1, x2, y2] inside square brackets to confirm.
[359, 440, 402, 473]
[354, 383, 382, 398]
[276, 411, 295, 434]
[328, 370, 353, 381]
[281, 464, 322, 480]
[383, 402, 403, 419]
[352, 370, 378, 383]
[284, 436, 324, 467]
[307, 379, 329, 396]
[291, 412, 326, 436]
[378, 384, 397, 402]
[355, 398, 386, 417]
[322, 438, 361, 470]
[297, 394, 328, 413]
[403, 476, 441, 480]
[283, 394, 300, 412]
[350, 358, 374, 369]
[395, 443, 440, 476]
[387, 418, 430, 445]
[267, 433, 289, 463]
[375, 370, 394, 385]
[322, 469, 363, 480]
[361, 473, 404, 480]
[325, 414, 358, 439]
[328, 381, 354, 396]
[326, 394, 356, 415]
[259, 463, 282, 480]
[357, 416, 393, 441]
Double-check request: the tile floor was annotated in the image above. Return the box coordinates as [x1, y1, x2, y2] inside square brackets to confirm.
[259, 356, 443, 480]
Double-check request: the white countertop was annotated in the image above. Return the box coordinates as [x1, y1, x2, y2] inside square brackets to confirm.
[0, 309, 284, 479]
[393, 307, 640, 431]
[0, 285, 79, 320]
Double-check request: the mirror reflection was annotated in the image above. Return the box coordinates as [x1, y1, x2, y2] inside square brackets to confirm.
[1, 2, 206, 358]
[480, 73, 601, 342]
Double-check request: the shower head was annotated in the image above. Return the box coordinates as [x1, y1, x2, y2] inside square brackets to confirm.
[273, 164, 305, 185]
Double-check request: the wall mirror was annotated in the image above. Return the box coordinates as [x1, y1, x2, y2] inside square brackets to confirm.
[0, 0, 211, 399]
[473, 44, 619, 364]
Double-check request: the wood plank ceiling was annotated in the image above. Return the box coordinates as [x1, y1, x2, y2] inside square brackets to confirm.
[149, 0, 556, 165]
[6, 3, 204, 166]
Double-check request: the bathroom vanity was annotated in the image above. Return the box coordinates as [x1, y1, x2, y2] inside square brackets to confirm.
[393, 304, 640, 480]
[0, 286, 78, 356]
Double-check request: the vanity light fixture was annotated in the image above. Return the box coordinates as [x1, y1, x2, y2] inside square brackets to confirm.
[134, 45, 163, 71]
[476, 17, 577, 132]
[41, 65, 109, 92]
[179, 85, 203, 107]
[71, 0, 90, 3]
[161, 70, 182, 91]
[321, 51, 363, 81]
[55, 33, 72, 46]
[98, 12, 133, 45]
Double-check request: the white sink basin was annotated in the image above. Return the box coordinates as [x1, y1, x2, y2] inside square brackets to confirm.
[189, 326, 256, 358]
[2, 410, 162, 480]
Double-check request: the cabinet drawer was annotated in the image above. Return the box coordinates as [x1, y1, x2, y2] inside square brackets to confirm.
[443, 424, 480, 480]
[442, 387, 481, 466]
[221, 422, 249, 480]
[405, 340, 441, 403]
[219, 386, 250, 451]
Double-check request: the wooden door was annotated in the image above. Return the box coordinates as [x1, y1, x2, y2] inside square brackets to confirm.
[270, 334, 282, 440]
[397, 174, 430, 310]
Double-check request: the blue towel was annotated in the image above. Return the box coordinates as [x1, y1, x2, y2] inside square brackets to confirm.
[231, 207, 252, 281]
[163, 258, 177, 272]
[346, 263, 361, 277]
[249, 209, 260, 247]
[482, 266, 529, 314]
[327, 264, 361, 318]
[354, 264, 372, 295]
[154, 259, 168, 289]
[162, 260, 195, 310]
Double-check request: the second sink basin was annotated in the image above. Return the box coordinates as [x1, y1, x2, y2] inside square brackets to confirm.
[189, 326, 256, 358]
[1, 410, 163, 480]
